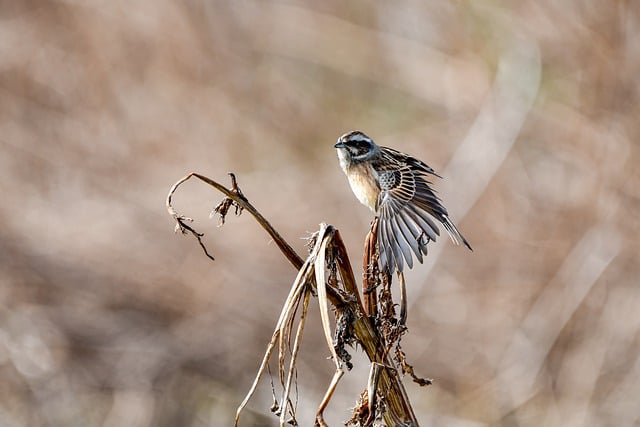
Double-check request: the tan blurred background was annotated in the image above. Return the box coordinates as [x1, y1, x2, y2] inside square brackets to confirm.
[1, 1, 639, 426]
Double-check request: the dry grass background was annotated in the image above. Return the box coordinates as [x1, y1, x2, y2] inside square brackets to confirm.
[1, 1, 639, 426]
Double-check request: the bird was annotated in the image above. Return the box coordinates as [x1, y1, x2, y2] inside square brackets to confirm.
[334, 130, 471, 274]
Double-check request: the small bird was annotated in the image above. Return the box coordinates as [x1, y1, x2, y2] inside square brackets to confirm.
[335, 130, 471, 274]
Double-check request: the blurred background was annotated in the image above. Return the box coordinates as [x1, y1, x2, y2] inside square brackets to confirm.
[1, 1, 639, 426]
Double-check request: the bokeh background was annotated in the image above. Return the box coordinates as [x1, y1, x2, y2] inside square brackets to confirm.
[1, 1, 639, 426]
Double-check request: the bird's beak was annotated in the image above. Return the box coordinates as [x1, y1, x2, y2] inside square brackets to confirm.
[334, 141, 346, 149]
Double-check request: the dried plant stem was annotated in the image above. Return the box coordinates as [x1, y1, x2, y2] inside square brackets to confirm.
[236, 255, 317, 426]
[166, 172, 303, 269]
[280, 287, 311, 425]
[314, 224, 347, 426]
[365, 362, 384, 425]
[167, 173, 419, 426]
[326, 227, 419, 426]
[362, 218, 379, 317]
[398, 271, 407, 326]
[234, 267, 309, 426]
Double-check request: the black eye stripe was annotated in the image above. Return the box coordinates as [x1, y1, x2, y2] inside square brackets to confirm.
[348, 140, 370, 148]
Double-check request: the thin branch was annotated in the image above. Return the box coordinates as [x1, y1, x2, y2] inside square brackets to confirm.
[166, 174, 216, 261]
[280, 287, 311, 426]
[234, 260, 312, 427]
[398, 271, 407, 326]
[366, 362, 383, 426]
[313, 224, 346, 426]
[314, 224, 342, 367]
[362, 218, 379, 317]
[166, 172, 303, 269]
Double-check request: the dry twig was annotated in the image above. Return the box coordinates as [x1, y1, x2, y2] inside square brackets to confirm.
[166, 172, 422, 426]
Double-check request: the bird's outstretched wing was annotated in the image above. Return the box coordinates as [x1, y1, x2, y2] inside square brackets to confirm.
[374, 149, 471, 274]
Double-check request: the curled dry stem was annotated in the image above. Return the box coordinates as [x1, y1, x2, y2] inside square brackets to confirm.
[166, 172, 420, 426]
[166, 172, 303, 269]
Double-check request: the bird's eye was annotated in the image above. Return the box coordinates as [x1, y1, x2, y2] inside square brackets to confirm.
[351, 140, 370, 149]
[346, 140, 371, 157]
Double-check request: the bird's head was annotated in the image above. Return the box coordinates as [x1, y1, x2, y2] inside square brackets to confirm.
[334, 131, 379, 167]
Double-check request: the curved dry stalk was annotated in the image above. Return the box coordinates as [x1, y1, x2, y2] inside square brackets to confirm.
[166, 172, 304, 269]
[279, 287, 311, 425]
[234, 258, 312, 427]
[315, 368, 345, 427]
[314, 224, 341, 367]
[234, 329, 280, 427]
[314, 224, 346, 426]
[166, 174, 216, 261]
[366, 362, 383, 425]
[277, 260, 314, 386]
[362, 218, 380, 317]
[167, 172, 421, 426]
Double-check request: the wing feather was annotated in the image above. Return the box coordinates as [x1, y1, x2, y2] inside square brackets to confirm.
[378, 205, 399, 273]
[404, 205, 439, 240]
[383, 206, 404, 273]
[374, 147, 471, 273]
[389, 210, 414, 269]
[394, 209, 424, 264]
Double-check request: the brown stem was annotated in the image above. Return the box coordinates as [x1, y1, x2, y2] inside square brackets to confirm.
[167, 173, 419, 426]
[166, 172, 303, 269]
[362, 218, 379, 317]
